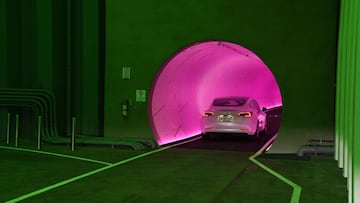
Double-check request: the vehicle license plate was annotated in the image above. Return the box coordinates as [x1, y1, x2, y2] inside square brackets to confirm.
[218, 115, 233, 122]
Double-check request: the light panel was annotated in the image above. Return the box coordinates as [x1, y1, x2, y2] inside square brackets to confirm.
[335, 0, 360, 202]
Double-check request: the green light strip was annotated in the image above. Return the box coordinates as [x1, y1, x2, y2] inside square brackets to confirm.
[353, 0, 360, 200]
[4, 136, 201, 203]
[335, 0, 345, 163]
[248, 135, 302, 203]
[336, 0, 360, 201]
[108, 136, 201, 168]
[0, 146, 112, 166]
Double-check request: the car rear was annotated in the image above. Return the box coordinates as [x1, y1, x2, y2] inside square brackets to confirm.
[201, 108, 257, 135]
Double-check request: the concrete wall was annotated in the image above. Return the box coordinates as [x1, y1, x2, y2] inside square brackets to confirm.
[105, 0, 339, 142]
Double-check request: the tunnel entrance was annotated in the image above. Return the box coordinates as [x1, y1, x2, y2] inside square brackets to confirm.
[149, 41, 282, 146]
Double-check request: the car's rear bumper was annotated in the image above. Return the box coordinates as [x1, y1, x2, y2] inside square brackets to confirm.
[201, 122, 256, 135]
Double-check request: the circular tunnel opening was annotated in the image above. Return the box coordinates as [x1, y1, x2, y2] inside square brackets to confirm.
[149, 41, 282, 145]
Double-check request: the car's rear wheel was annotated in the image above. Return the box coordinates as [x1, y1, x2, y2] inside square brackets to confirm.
[259, 125, 267, 136]
[250, 122, 260, 140]
[255, 127, 260, 140]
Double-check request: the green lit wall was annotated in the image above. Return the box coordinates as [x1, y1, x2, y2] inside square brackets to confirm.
[0, 0, 104, 137]
[105, 0, 339, 138]
[335, 0, 360, 202]
[0, 1, 341, 147]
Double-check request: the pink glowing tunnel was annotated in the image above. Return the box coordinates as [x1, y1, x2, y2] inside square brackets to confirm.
[149, 41, 282, 145]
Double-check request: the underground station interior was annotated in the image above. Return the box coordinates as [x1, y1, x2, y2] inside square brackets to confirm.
[0, 0, 360, 203]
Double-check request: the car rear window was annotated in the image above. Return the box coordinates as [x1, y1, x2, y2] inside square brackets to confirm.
[212, 98, 248, 106]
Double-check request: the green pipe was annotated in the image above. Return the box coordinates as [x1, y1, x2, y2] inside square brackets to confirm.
[0, 88, 60, 137]
[37, 116, 41, 150]
[6, 113, 10, 144]
[15, 114, 19, 147]
[71, 117, 75, 151]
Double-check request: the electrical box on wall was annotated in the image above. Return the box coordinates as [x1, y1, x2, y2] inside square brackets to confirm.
[122, 67, 131, 79]
[136, 90, 146, 102]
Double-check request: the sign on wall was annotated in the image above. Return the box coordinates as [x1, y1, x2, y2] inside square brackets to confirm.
[136, 90, 146, 102]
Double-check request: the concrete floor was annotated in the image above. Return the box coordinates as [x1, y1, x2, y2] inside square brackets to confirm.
[267, 128, 334, 154]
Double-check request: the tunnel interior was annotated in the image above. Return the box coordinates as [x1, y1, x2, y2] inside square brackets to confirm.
[149, 41, 282, 145]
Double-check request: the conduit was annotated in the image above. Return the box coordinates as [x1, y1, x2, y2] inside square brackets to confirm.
[149, 41, 282, 145]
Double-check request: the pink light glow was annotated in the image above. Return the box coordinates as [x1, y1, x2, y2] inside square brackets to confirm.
[149, 41, 282, 145]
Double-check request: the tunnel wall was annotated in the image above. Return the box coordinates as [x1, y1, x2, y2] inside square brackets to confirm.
[105, 0, 339, 143]
[150, 41, 282, 144]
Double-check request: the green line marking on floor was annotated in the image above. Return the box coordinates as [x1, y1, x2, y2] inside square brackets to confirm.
[4, 136, 201, 203]
[0, 145, 112, 166]
[248, 134, 302, 203]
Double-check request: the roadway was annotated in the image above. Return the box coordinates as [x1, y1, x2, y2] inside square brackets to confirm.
[178, 106, 282, 152]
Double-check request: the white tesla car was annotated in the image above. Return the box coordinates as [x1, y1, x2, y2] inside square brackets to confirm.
[201, 96, 267, 139]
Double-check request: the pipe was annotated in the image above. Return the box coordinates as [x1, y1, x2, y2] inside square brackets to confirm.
[15, 114, 19, 147]
[6, 113, 10, 144]
[71, 117, 76, 151]
[297, 145, 334, 157]
[37, 116, 41, 150]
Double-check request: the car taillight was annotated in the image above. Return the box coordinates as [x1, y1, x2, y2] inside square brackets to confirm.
[238, 112, 252, 118]
[203, 111, 214, 116]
